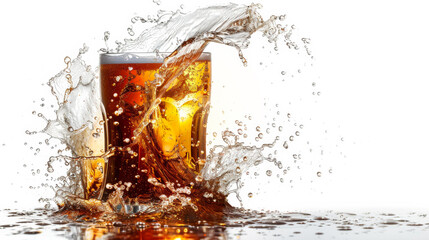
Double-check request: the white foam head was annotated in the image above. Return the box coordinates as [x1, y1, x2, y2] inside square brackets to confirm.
[100, 52, 211, 64]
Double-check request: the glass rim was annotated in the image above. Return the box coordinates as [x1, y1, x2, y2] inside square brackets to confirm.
[100, 52, 211, 64]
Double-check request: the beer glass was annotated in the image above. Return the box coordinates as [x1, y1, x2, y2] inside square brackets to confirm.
[98, 52, 211, 202]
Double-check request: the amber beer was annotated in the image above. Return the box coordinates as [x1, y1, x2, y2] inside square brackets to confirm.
[99, 53, 211, 201]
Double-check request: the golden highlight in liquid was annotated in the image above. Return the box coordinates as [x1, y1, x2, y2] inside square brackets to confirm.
[97, 53, 211, 201]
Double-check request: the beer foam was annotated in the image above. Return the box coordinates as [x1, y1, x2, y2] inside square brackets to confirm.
[100, 52, 211, 64]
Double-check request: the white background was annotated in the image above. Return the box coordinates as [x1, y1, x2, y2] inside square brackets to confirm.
[0, 0, 429, 212]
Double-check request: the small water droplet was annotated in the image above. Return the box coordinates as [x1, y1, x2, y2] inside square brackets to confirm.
[317, 172, 322, 177]
[266, 170, 272, 176]
[283, 141, 288, 149]
[248, 192, 253, 198]
[127, 27, 135, 36]
[104, 31, 110, 41]
[195, 175, 203, 182]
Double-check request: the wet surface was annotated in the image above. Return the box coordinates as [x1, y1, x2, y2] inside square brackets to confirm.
[1, 208, 429, 239]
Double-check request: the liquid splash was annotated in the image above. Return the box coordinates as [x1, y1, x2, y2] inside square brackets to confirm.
[31, 3, 315, 221]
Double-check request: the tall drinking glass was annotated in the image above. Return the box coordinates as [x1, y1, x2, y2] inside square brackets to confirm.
[98, 52, 211, 202]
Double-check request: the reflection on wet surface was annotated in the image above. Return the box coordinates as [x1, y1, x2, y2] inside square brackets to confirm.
[1, 208, 429, 239]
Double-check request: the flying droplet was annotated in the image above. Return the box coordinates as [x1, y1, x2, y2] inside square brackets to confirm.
[104, 31, 110, 41]
[127, 27, 135, 36]
[283, 141, 288, 149]
[266, 170, 272, 176]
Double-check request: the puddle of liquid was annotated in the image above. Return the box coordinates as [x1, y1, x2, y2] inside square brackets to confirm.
[1, 209, 429, 239]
